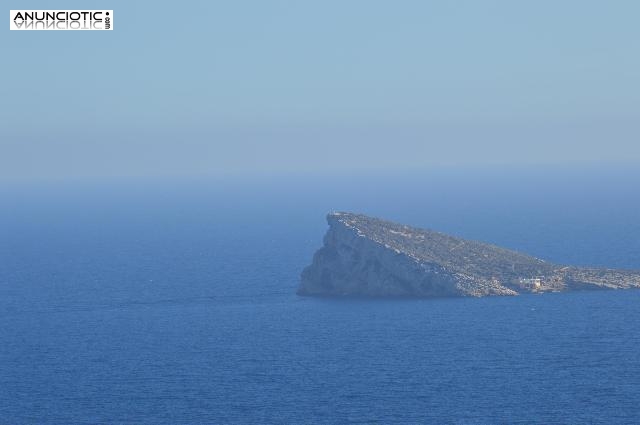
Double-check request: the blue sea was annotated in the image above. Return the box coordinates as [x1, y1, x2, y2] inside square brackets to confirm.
[1, 167, 640, 424]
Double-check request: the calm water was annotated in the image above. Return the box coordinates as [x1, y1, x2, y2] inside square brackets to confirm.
[1, 170, 640, 424]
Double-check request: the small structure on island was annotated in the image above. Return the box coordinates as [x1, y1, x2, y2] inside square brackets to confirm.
[519, 277, 542, 290]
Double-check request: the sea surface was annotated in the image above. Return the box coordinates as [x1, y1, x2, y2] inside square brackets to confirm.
[1, 168, 640, 424]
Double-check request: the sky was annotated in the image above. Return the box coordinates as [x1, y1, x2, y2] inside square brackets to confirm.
[2, 0, 639, 182]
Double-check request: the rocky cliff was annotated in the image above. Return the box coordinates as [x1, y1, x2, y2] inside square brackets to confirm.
[298, 212, 640, 297]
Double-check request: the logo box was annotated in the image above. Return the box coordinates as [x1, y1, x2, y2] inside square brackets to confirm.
[10, 10, 113, 30]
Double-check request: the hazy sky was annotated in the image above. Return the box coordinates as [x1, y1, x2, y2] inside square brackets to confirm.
[2, 1, 639, 181]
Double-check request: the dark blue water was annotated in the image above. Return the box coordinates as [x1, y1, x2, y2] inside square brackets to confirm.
[2, 168, 640, 424]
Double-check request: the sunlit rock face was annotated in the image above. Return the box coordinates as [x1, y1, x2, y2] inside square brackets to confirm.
[299, 212, 640, 298]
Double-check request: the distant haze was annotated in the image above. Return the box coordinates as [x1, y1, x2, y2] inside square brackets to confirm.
[2, 0, 639, 181]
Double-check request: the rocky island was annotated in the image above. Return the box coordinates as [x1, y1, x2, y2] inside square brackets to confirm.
[299, 212, 640, 297]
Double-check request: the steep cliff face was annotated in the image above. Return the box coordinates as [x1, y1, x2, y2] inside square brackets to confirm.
[298, 212, 640, 298]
